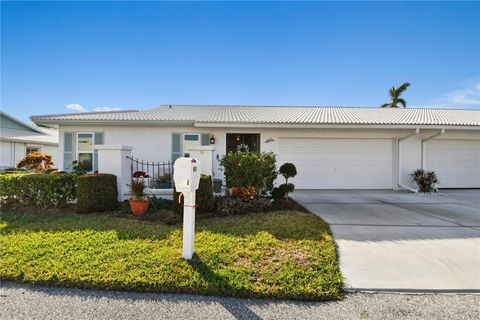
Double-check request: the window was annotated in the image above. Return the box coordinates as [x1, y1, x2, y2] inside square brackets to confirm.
[26, 146, 40, 155]
[77, 133, 93, 172]
[172, 133, 211, 161]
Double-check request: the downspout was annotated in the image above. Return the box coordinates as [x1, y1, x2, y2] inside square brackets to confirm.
[421, 129, 446, 169]
[398, 128, 420, 193]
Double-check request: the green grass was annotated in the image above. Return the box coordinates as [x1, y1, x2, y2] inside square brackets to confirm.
[0, 210, 343, 300]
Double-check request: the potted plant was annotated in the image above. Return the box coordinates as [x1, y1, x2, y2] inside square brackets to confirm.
[129, 178, 150, 215]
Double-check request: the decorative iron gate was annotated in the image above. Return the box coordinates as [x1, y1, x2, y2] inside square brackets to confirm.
[126, 156, 174, 189]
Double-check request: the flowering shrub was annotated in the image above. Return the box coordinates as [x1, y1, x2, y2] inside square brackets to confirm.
[132, 171, 149, 178]
[220, 152, 277, 195]
[230, 186, 256, 200]
[16, 152, 54, 173]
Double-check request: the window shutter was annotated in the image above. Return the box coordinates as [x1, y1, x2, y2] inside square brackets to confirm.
[172, 133, 182, 161]
[94, 132, 104, 145]
[201, 133, 210, 146]
[93, 132, 104, 172]
[63, 132, 74, 171]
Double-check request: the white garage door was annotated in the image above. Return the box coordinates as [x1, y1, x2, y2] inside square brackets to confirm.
[278, 138, 393, 189]
[1, 141, 13, 166]
[425, 140, 480, 188]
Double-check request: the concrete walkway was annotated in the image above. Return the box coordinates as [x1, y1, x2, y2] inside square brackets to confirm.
[291, 190, 480, 291]
[1, 282, 479, 320]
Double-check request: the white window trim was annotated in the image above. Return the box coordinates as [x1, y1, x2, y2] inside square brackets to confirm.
[76, 132, 94, 172]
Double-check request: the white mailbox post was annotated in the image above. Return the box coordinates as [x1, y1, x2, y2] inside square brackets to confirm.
[173, 157, 201, 260]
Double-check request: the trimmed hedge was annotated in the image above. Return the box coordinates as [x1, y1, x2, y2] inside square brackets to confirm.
[0, 173, 76, 209]
[77, 174, 118, 213]
[173, 175, 215, 215]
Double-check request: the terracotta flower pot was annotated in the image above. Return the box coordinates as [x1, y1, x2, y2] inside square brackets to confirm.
[129, 199, 150, 216]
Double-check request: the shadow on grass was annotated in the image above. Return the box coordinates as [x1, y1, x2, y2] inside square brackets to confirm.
[0, 210, 329, 241]
[187, 254, 263, 320]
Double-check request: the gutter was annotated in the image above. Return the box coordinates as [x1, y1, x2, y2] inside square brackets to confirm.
[421, 129, 446, 169]
[397, 128, 420, 193]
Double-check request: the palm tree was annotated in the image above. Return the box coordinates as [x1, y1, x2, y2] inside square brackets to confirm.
[381, 82, 411, 108]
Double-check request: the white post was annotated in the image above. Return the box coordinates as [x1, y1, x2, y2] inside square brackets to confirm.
[182, 190, 196, 260]
[173, 157, 201, 261]
[96, 145, 133, 201]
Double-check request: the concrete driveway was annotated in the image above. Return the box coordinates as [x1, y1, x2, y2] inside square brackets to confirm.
[291, 190, 480, 292]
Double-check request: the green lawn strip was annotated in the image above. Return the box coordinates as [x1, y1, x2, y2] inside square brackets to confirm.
[0, 210, 343, 300]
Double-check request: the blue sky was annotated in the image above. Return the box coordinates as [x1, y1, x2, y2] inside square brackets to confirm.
[1, 1, 479, 123]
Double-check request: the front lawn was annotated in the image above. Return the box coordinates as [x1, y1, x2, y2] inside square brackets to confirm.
[0, 210, 343, 300]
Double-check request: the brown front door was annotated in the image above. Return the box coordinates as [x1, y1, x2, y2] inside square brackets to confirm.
[226, 134, 260, 153]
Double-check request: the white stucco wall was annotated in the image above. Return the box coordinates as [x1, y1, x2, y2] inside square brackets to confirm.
[57, 124, 479, 189]
[0, 141, 59, 167]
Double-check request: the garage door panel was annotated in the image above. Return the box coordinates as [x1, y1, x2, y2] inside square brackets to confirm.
[425, 140, 480, 188]
[279, 138, 393, 189]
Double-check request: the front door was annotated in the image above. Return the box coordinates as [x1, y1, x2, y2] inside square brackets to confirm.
[226, 134, 260, 153]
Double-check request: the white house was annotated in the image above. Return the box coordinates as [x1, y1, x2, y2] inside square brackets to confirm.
[30, 105, 480, 191]
[1, 111, 59, 168]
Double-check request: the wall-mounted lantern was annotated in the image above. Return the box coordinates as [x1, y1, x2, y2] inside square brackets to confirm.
[210, 135, 215, 145]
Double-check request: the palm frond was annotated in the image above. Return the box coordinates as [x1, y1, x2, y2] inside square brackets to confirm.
[396, 82, 411, 94]
[380, 103, 391, 108]
[397, 98, 407, 108]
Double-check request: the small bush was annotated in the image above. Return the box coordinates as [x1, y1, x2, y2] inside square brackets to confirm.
[77, 174, 118, 213]
[71, 160, 88, 176]
[271, 183, 295, 201]
[220, 151, 277, 195]
[279, 163, 297, 183]
[173, 175, 215, 215]
[149, 196, 173, 211]
[215, 196, 271, 216]
[411, 169, 439, 192]
[0, 173, 76, 209]
[16, 152, 54, 173]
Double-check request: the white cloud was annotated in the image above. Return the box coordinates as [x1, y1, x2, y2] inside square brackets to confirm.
[94, 107, 122, 112]
[444, 83, 480, 106]
[65, 103, 87, 112]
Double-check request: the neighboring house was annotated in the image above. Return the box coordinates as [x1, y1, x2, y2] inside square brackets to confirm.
[30, 105, 480, 190]
[0, 111, 59, 168]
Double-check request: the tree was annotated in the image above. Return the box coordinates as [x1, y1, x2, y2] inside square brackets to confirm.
[381, 82, 411, 108]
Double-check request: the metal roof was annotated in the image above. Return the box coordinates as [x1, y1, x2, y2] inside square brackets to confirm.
[0, 128, 58, 145]
[30, 105, 480, 128]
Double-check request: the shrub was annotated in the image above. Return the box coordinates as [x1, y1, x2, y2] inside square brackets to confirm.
[16, 152, 54, 173]
[148, 196, 173, 211]
[71, 160, 88, 176]
[0, 173, 76, 209]
[214, 196, 271, 216]
[173, 175, 215, 215]
[411, 169, 439, 193]
[279, 163, 297, 183]
[275, 163, 297, 201]
[271, 183, 295, 201]
[220, 151, 277, 195]
[77, 174, 118, 213]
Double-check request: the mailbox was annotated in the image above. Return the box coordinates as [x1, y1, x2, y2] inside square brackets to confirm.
[173, 157, 201, 260]
[173, 157, 200, 192]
